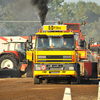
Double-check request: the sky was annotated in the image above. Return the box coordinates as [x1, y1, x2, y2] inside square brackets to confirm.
[65, 0, 100, 5]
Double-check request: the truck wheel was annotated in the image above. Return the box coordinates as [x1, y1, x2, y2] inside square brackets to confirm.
[77, 63, 81, 84]
[33, 75, 40, 84]
[0, 55, 18, 70]
[84, 69, 89, 81]
[67, 77, 71, 84]
[71, 77, 77, 84]
[42, 79, 48, 84]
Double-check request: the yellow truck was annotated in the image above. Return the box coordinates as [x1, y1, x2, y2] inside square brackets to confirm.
[27, 25, 80, 84]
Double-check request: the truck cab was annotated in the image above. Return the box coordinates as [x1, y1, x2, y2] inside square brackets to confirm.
[27, 25, 80, 84]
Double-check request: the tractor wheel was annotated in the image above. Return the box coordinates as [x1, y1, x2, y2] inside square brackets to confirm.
[0, 55, 21, 77]
[0, 55, 18, 70]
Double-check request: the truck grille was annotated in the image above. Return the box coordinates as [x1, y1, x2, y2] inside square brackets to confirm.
[46, 55, 63, 59]
[38, 60, 72, 62]
[38, 55, 72, 62]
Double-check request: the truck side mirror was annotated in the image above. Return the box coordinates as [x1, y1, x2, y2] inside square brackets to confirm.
[25, 40, 29, 51]
[78, 39, 81, 46]
[28, 35, 33, 49]
[29, 43, 32, 49]
[88, 44, 90, 49]
[28, 35, 32, 43]
[78, 39, 84, 47]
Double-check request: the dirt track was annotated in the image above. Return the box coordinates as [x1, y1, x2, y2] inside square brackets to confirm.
[0, 77, 99, 100]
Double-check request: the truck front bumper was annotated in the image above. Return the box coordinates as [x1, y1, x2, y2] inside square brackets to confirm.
[34, 70, 77, 78]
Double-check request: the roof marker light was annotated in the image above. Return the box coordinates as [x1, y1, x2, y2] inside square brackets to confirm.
[83, 21, 86, 25]
[10, 38, 12, 42]
[58, 21, 60, 24]
[39, 29, 42, 33]
[81, 21, 86, 25]
[60, 21, 63, 24]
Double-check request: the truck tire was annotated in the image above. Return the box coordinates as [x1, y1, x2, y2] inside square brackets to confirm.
[42, 79, 48, 84]
[67, 77, 71, 84]
[77, 63, 81, 84]
[84, 69, 89, 81]
[33, 76, 40, 84]
[0, 55, 18, 70]
[0, 55, 21, 77]
[71, 77, 77, 84]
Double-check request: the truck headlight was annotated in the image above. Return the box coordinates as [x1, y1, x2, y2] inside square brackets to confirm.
[36, 67, 41, 70]
[69, 67, 74, 70]
[63, 55, 72, 59]
[38, 56, 46, 59]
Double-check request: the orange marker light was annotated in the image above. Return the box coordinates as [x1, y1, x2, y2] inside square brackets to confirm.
[72, 55, 75, 62]
[35, 55, 38, 63]
[10, 38, 12, 42]
[39, 29, 42, 33]
[69, 29, 72, 32]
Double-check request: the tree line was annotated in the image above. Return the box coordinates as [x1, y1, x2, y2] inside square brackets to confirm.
[0, 0, 100, 43]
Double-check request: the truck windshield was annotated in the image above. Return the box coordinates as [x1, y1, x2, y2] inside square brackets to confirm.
[36, 36, 74, 50]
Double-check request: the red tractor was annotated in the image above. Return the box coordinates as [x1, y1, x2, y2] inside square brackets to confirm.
[0, 37, 28, 77]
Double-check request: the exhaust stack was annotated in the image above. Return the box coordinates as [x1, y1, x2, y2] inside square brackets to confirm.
[31, 0, 49, 26]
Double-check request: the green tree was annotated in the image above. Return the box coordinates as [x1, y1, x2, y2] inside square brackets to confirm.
[60, 3, 71, 22]
[0, 0, 100, 44]
[46, 0, 64, 21]
[1, 0, 41, 36]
